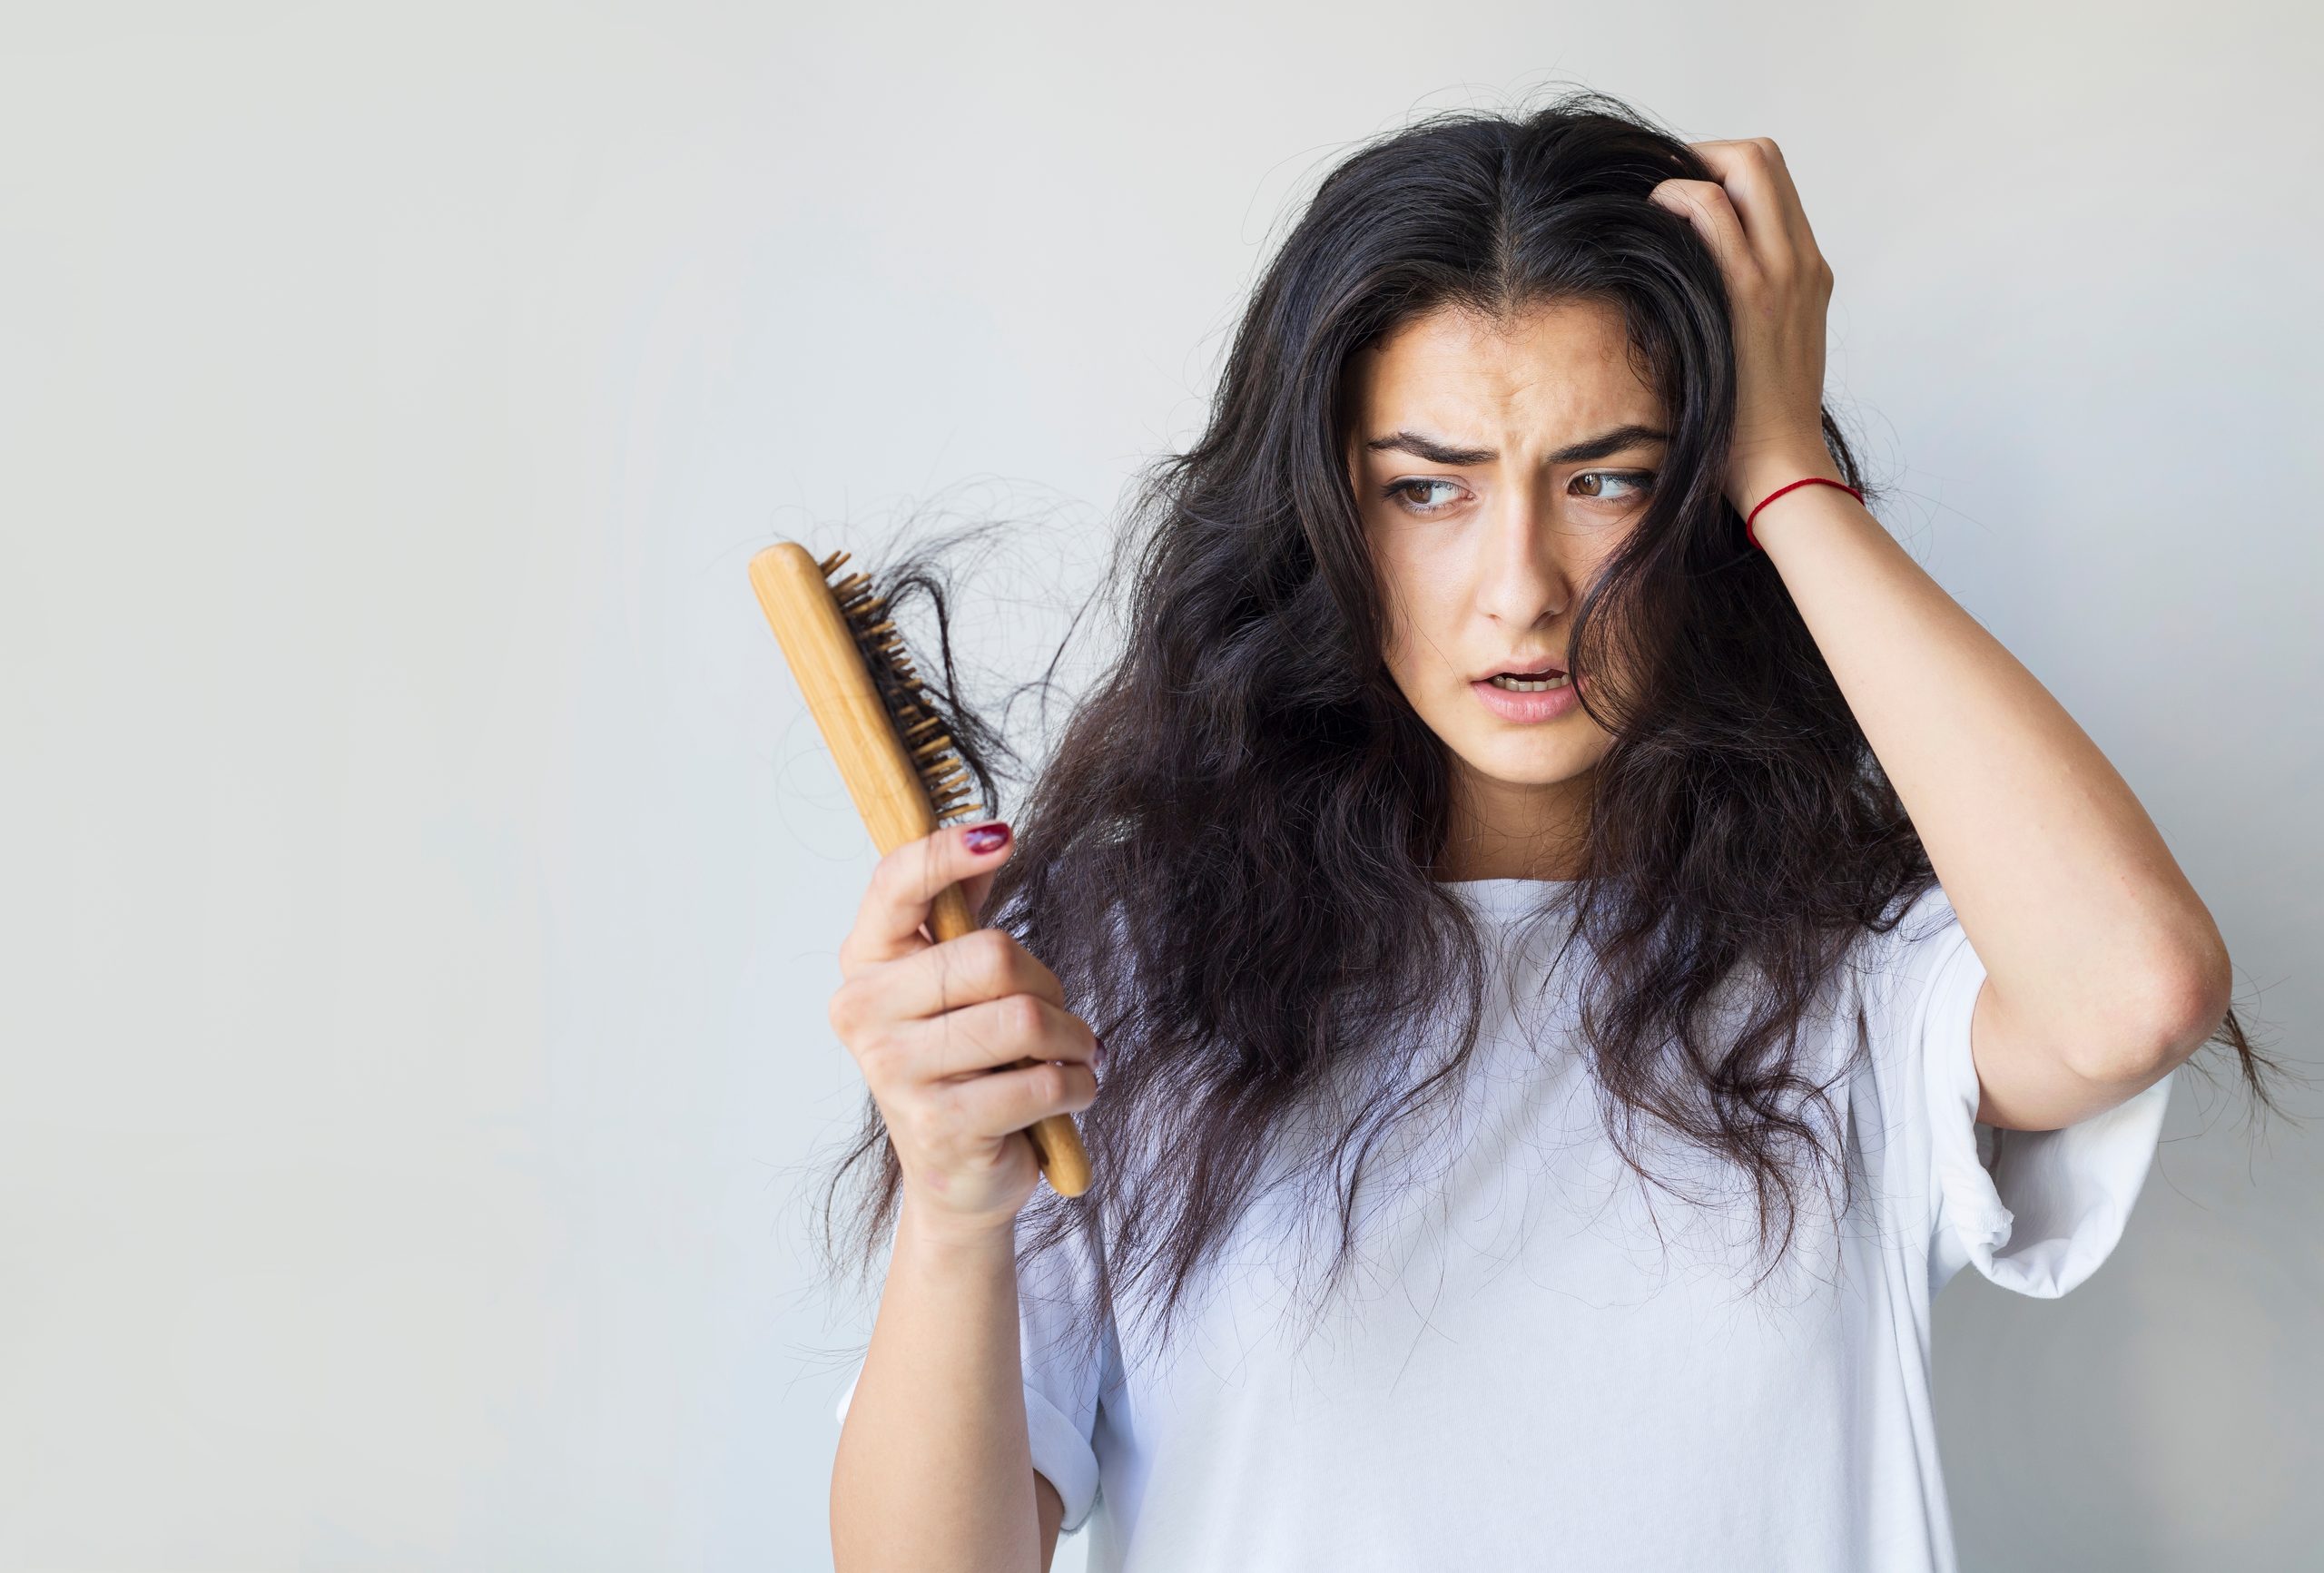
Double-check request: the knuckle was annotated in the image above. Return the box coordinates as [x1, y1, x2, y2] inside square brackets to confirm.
[827, 977, 873, 1038]
[852, 1029, 899, 1084]
[1000, 990, 1046, 1046]
[970, 929, 1019, 988]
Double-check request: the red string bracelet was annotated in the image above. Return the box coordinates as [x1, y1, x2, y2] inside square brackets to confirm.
[1744, 477, 1864, 549]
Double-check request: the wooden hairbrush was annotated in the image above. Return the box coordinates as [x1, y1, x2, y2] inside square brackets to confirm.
[748, 541, 1094, 1197]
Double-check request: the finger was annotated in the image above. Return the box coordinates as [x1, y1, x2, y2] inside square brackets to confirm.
[960, 865, 999, 924]
[1738, 138, 1825, 267]
[1685, 139, 1813, 276]
[908, 994, 1098, 1083]
[1648, 176, 1758, 287]
[841, 820, 1016, 970]
[867, 926, 1069, 1023]
[939, 1057, 1100, 1142]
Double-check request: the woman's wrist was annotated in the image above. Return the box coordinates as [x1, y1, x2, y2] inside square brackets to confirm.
[1732, 442, 1846, 516]
[896, 1188, 1023, 1264]
[1733, 446, 1856, 546]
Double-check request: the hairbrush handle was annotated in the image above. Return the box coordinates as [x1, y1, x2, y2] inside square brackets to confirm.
[748, 542, 1094, 1198]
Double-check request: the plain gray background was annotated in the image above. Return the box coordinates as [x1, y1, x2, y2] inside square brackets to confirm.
[3, 3, 2318, 1568]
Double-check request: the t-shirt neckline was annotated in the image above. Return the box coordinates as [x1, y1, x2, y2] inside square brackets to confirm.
[1438, 877, 1581, 918]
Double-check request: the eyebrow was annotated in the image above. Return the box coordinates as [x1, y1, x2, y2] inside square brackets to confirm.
[1363, 423, 1670, 467]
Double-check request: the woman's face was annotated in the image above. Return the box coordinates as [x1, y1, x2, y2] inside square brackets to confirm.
[1346, 298, 1667, 816]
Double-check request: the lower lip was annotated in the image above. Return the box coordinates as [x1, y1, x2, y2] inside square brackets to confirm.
[1470, 675, 1581, 723]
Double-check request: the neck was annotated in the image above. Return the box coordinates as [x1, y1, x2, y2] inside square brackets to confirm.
[1435, 764, 1595, 882]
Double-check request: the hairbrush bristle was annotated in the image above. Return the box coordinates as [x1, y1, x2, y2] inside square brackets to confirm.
[820, 548, 984, 824]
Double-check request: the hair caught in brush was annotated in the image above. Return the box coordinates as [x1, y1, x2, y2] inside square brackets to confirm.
[803, 509, 1108, 1283]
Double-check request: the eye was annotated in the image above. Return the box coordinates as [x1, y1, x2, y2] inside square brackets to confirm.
[1383, 477, 1469, 515]
[1572, 469, 1658, 504]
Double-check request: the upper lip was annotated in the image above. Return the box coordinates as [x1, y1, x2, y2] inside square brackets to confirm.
[1478, 654, 1568, 680]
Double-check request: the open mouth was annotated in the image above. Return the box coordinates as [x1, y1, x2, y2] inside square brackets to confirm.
[1485, 668, 1570, 693]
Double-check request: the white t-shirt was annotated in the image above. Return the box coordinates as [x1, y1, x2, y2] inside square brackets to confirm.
[833, 880, 2171, 1571]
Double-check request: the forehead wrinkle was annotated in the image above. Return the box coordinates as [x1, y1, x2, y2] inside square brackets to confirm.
[1363, 306, 1660, 462]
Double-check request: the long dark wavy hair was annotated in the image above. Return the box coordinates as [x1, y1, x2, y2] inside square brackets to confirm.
[812, 89, 2279, 1366]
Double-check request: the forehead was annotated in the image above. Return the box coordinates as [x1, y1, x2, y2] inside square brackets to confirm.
[1346, 298, 1662, 438]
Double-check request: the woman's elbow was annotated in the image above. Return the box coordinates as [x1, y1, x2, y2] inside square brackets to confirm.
[2059, 935, 2234, 1087]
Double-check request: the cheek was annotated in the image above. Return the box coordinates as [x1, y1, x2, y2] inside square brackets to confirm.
[1371, 531, 1462, 677]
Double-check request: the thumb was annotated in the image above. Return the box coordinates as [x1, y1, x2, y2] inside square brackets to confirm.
[960, 866, 999, 924]
[955, 820, 1014, 923]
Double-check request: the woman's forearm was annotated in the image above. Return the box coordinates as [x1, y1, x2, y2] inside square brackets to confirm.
[1748, 459, 2231, 1125]
[832, 1197, 1044, 1573]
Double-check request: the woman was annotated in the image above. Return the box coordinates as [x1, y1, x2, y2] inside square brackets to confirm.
[819, 92, 2268, 1571]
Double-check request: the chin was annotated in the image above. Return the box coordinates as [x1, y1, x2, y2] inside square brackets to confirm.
[1454, 734, 1601, 790]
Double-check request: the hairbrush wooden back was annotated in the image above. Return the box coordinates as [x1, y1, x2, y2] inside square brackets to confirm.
[748, 541, 1094, 1197]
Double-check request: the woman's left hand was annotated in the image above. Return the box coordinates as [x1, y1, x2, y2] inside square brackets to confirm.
[1648, 139, 1840, 516]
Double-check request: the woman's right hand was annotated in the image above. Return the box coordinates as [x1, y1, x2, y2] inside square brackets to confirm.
[827, 820, 1100, 1241]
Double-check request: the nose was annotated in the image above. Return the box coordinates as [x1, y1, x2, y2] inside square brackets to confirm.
[1472, 477, 1571, 629]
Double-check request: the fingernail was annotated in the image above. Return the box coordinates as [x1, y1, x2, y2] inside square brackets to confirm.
[964, 821, 1010, 854]
[1093, 1035, 1106, 1072]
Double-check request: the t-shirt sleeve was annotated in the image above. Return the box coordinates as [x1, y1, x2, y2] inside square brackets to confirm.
[832, 1214, 1110, 1533]
[1866, 882, 2174, 1299]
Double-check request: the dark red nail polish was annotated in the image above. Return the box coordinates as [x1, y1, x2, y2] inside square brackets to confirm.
[964, 821, 1010, 854]
[1093, 1035, 1106, 1072]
